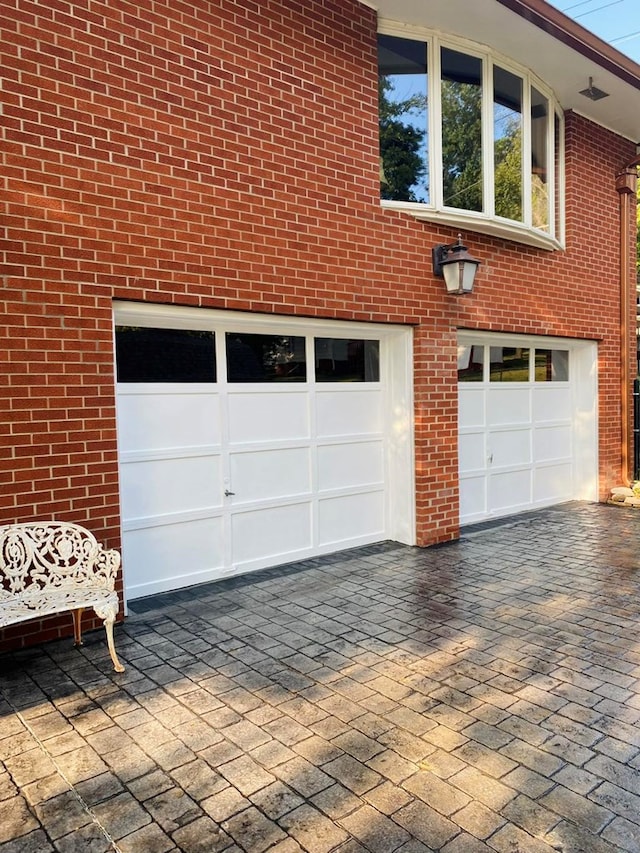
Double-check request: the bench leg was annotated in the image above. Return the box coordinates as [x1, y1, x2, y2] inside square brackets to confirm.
[104, 617, 124, 672]
[93, 603, 125, 673]
[104, 614, 125, 673]
[72, 608, 84, 646]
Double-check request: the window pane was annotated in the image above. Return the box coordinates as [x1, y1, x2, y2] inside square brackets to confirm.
[531, 86, 549, 231]
[494, 66, 523, 221]
[315, 338, 380, 382]
[535, 349, 568, 381]
[489, 346, 530, 381]
[458, 345, 484, 381]
[115, 326, 216, 383]
[226, 334, 306, 382]
[441, 48, 483, 212]
[377, 35, 429, 203]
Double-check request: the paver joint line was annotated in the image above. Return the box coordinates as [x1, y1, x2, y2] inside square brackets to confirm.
[1, 693, 123, 852]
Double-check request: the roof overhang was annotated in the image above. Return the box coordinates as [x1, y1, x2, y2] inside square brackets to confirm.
[360, 0, 640, 144]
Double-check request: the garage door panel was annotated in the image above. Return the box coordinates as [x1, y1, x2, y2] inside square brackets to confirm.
[533, 386, 571, 421]
[318, 491, 384, 545]
[534, 425, 571, 462]
[227, 392, 310, 444]
[487, 387, 530, 425]
[534, 463, 573, 502]
[459, 388, 485, 429]
[231, 503, 312, 564]
[124, 517, 224, 599]
[230, 447, 311, 501]
[118, 390, 221, 452]
[489, 428, 531, 467]
[459, 475, 487, 520]
[459, 431, 485, 472]
[317, 441, 384, 491]
[121, 455, 222, 519]
[488, 469, 532, 511]
[316, 390, 382, 437]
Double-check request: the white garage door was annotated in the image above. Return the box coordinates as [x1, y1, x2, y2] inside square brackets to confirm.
[114, 303, 414, 600]
[458, 332, 598, 525]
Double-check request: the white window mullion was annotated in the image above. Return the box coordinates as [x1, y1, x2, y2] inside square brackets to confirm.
[522, 83, 533, 228]
[546, 110, 555, 241]
[547, 109, 557, 242]
[555, 110, 565, 245]
[484, 58, 495, 218]
[431, 35, 444, 211]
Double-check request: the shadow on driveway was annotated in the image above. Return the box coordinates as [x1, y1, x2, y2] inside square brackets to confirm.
[1, 501, 640, 852]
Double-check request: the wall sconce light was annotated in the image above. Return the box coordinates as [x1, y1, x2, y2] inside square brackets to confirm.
[432, 234, 481, 294]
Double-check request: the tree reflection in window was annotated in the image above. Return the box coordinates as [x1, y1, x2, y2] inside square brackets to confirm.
[315, 339, 380, 382]
[489, 347, 530, 381]
[441, 48, 483, 212]
[534, 349, 568, 381]
[377, 35, 429, 203]
[531, 88, 549, 231]
[376, 32, 562, 239]
[494, 66, 523, 222]
[226, 334, 306, 382]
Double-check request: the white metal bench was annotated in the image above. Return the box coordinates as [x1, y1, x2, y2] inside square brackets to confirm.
[0, 521, 125, 672]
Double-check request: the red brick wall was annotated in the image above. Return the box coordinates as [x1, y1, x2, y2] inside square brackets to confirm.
[1, 0, 636, 648]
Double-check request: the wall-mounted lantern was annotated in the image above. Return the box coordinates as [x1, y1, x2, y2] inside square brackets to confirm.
[432, 234, 481, 294]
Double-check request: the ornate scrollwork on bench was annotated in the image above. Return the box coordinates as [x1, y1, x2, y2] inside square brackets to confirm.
[0, 521, 125, 672]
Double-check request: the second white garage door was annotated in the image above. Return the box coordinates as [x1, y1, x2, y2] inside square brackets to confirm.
[458, 331, 598, 525]
[114, 303, 414, 600]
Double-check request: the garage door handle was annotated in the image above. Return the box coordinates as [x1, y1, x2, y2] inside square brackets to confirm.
[224, 489, 235, 497]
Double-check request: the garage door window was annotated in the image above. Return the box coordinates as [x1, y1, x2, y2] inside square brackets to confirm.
[115, 327, 216, 383]
[226, 333, 306, 382]
[458, 345, 484, 382]
[315, 338, 380, 382]
[490, 346, 530, 381]
[459, 344, 570, 384]
[535, 349, 569, 381]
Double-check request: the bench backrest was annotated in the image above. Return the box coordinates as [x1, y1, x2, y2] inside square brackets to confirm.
[0, 521, 120, 595]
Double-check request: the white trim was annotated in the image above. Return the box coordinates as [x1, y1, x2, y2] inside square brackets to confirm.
[431, 33, 443, 210]
[482, 47, 494, 221]
[457, 328, 593, 354]
[383, 202, 562, 251]
[522, 78, 533, 229]
[555, 108, 566, 247]
[114, 300, 409, 339]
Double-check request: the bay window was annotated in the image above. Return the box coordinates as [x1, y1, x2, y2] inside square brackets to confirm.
[378, 29, 563, 247]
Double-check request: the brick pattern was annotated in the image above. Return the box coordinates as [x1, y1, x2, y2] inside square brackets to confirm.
[2, 503, 640, 852]
[1, 0, 637, 647]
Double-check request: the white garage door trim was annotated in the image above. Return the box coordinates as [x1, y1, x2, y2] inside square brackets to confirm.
[113, 301, 415, 602]
[458, 330, 598, 525]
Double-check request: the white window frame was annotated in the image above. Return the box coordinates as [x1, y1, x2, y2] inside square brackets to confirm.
[379, 21, 565, 251]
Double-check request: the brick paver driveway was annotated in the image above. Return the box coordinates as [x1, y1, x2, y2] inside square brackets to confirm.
[2, 502, 640, 853]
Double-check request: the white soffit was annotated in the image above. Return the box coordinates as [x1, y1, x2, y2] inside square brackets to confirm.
[363, 0, 640, 143]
